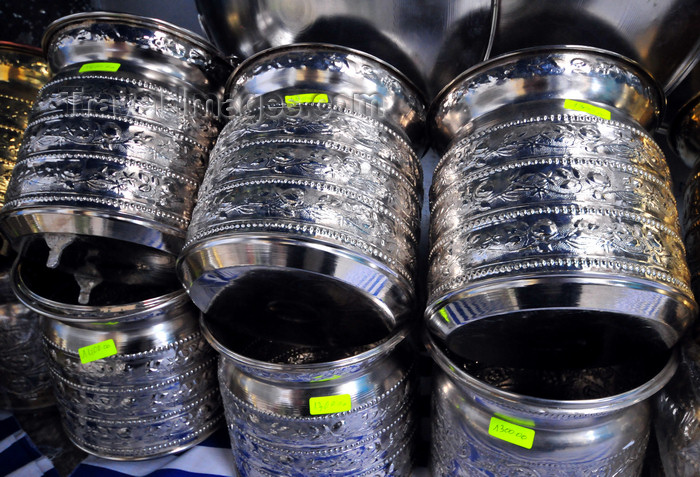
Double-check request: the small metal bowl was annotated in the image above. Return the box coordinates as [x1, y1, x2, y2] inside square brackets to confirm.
[204, 316, 415, 477]
[42, 290, 222, 460]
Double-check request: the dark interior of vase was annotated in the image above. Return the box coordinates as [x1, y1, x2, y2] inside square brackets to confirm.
[16, 234, 180, 306]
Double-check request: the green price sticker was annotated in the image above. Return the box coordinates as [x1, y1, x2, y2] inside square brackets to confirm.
[488, 416, 535, 449]
[78, 339, 118, 364]
[309, 394, 352, 415]
[439, 308, 450, 323]
[79, 62, 121, 73]
[563, 99, 611, 120]
[284, 93, 329, 106]
[310, 375, 342, 383]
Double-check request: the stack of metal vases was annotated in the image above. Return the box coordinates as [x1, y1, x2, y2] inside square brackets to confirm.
[0, 42, 53, 411]
[0, 12, 231, 459]
[425, 47, 697, 476]
[176, 45, 426, 475]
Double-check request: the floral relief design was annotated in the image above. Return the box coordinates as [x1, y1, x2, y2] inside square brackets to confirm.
[431, 371, 649, 477]
[219, 105, 420, 181]
[429, 108, 688, 301]
[36, 78, 220, 141]
[189, 180, 416, 277]
[428, 211, 689, 295]
[435, 119, 669, 186]
[6, 155, 194, 222]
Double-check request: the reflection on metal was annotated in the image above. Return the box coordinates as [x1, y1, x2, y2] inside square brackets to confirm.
[196, 0, 495, 97]
[197, 0, 700, 96]
[490, 0, 700, 94]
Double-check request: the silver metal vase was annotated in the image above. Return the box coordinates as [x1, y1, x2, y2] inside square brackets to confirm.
[178, 44, 426, 348]
[427, 332, 678, 477]
[41, 290, 222, 460]
[428, 46, 696, 363]
[204, 317, 416, 477]
[0, 12, 233, 272]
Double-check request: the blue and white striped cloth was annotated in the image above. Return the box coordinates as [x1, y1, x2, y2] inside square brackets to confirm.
[69, 427, 237, 477]
[0, 411, 59, 477]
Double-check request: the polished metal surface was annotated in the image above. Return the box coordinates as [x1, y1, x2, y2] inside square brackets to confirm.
[427, 333, 677, 477]
[0, 262, 53, 410]
[0, 42, 50, 207]
[42, 291, 222, 460]
[205, 320, 415, 477]
[431, 46, 664, 154]
[654, 336, 700, 477]
[179, 45, 424, 348]
[196, 0, 495, 97]
[196, 0, 700, 97]
[0, 12, 233, 260]
[490, 0, 700, 94]
[427, 47, 696, 364]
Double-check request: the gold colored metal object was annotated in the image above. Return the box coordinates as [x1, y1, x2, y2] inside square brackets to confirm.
[0, 42, 49, 206]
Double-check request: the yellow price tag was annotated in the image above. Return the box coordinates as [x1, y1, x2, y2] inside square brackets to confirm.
[488, 416, 535, 449]
[309, 394, 352, 415]
[284, 93, 329, 106]
[79, 62, 121, 73]
[563, 99, 611, 120]
[79, 339, 118, 363]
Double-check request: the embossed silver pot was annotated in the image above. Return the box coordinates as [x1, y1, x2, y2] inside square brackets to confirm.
[427, 332, 678, 477]
[428, 46, 696, 364]
[178, 45, 425, 348]
[654, 335, 700, 477]
[0, 12, 233, 262]
[0, 42, 50, 207]
[41, 290, 222, 460]
[682, 160, 700, 300]
[204, 318, 415, 477]
[0, 258, 53, 410]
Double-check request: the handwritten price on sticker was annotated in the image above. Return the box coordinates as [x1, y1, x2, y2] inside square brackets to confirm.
[309, 394, 352, 415]
[78, 339, 118, 364]
[488, 417, 535, 449]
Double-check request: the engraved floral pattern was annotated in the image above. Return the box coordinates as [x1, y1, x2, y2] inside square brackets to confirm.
[189, 180, 417, 279]
[218, 105, 421, 183]
[35, 76, 221, 142]
[44, 326, 222, 458]
[431, 371, 649, 477]
[218, 347, 415, 476]
[49, 20, 230, 89]
[429, 114, 690, 305]
[199, 140, 420, 218]
[229, 48, 425, 130]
